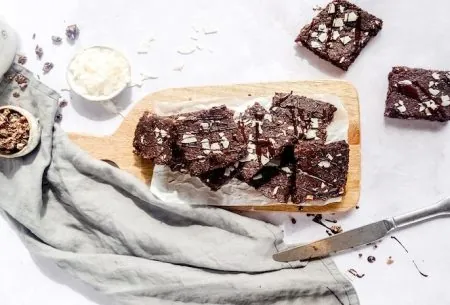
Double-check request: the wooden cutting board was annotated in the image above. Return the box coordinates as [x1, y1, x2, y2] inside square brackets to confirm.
[69, 80, 360, 213]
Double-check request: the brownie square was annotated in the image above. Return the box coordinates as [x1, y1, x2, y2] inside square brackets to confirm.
[175, 106, 246, 176]
[272, 92, 337, 142]
[133, 112, 176, 164]
[384, 66, 450, 122]
[253, 166, 294, 203]
[238, 102, 296, 181]
[295, 0, 383, 71]
[292, 140, 349, 204]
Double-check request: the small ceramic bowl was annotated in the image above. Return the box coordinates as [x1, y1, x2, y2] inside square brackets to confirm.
[66, 46, 131, 102]
[0, 105, 41, 159]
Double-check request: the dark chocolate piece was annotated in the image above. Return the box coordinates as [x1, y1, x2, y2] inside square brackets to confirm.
[384, 66, 450, 122]
[175, 106, 246, 176]
[292, 140, 349, 204]
[295, 0, 383, 71]
[238, 102, 296, 181]
[133, 112, 176, 164]
[272, 92, 337, 142]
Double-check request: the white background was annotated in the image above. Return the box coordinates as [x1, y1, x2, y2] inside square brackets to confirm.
[1, 0, 450, 304]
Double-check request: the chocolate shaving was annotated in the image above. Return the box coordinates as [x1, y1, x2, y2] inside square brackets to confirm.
[412, 260, 429, 278]
[348, 268, 365, 278]
[52, 35, 62, 44]
[35, 45, 43, 59]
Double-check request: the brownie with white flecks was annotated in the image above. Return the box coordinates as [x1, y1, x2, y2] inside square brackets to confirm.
[252, 166, 294, 203]
[238, 102, 296, 182]
[272, 92, 337, 141]
[133, 112, 176, 164]
[292, 140, 349, 204]
[175, 106, 247, 176]
[384, 66, 450, 122]
[295, 0, 383, 71]
[199, 162, 241, 191]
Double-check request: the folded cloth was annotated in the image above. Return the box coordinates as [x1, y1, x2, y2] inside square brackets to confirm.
[0, 64, 359, 305]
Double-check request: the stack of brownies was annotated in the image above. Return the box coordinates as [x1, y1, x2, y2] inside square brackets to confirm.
[133, 93, 350, 204]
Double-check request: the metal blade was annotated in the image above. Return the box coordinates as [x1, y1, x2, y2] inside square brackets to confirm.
[273, 219, 395, 262]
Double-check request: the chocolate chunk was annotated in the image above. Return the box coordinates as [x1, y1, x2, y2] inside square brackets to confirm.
[385, 66, 450, 122]
[272, 92, 337, 142]
[295, 0, 383, 71]
[66, 24, 80, 41]
[133, 112, 176, 164]
[0, 108, 30, 155]
[238, 102, 296, 181]
[42, 62, 54, 74]
[175, 106, 246, 176]
[17, 55, 27, 65]
[35, 45, 43, 59]
[292, 140, 349, 204]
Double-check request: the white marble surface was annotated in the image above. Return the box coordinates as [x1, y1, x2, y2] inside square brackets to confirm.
[1, 0, 450, 304]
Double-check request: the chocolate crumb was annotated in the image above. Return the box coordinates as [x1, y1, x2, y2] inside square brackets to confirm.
[35, 45, 43, 59]
[373, 244, 378, 249]
[248, 93, 252, 96]
[358, 253, 363, 258]
[356, 206, 360, 209]
[32, 33, 36, 40]
[43, 62, 54, 74]
[326, 230, 332, 236]
[367, 256, 376, 263]
[51, 35, 62, 44]
[12, 92, 20, 98]
[386, 256, 394, 265]
[66, 24, 80, 41]
[290, 217, 296, 224]
[55, 113, 63, 122]
[313, 5, 323, 11]
[17, 55, 27, 65]
[58, 98, 68, 108]
[348, 268, 365, 278]
[0, 108, 30, 155]
[330, 225, 342, 234]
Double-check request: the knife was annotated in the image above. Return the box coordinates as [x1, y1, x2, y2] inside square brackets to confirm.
[273, 198, 450, 262]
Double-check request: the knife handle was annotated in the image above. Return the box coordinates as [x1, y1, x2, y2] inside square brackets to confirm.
[392, 197, 450, 229]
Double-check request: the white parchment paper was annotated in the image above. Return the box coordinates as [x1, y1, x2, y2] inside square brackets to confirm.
[150, 94, 348, 206]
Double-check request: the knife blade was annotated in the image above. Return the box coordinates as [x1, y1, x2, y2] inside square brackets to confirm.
[273, 219, 395, 262]
[273, 198, 450, 262]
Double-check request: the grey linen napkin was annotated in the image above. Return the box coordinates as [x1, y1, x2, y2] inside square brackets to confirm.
[0, 65, 359, 305]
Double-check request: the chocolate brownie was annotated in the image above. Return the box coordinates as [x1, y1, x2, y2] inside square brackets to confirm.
[253, 166, 294, 203]
[199, 162, 240, 191]
[295, 0, 383, 71]
[272, 92, 337, 141]
[133, 112, 176, 164]
[238, 103, 296, 181]
[384, 66, 450, 122]
[292, 140, 349, 204]
[175, 106, 246, 176]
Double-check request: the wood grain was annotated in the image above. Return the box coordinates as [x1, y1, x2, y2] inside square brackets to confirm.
[69, 80, 360, 213]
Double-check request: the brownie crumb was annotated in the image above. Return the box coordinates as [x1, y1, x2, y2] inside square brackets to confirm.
[367, 255, 376, 263]
[0, 108, 30, 155]
[66, 24, 80, 41]
[43, 62, 54, 74]
[35, 45, 43, 59]
[17, 55, 27, 65]
[386, 256, 394, 265]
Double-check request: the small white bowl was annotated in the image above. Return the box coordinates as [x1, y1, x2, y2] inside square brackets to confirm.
[0, 105, 41, 159]
[66, 46, 131, 102]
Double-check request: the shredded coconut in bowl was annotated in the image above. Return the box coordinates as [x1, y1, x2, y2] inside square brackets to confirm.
[67, 46, 131, 101]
